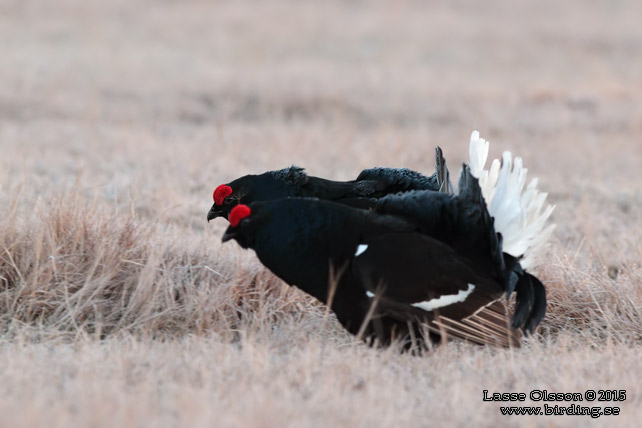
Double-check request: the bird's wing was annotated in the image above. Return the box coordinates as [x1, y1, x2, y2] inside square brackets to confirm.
[356, 167, 440, 194]
[351, 232, 519, 347]
[351, 233, 503, 316]
[374, 169, 506, 283]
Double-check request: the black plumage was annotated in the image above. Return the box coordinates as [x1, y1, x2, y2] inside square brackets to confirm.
[207, 147, 451, 221]
[371, 166, 546, 334]
[220, 167, 546, 348]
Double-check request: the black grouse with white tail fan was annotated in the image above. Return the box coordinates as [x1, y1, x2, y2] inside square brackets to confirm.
[220, 167, 545, 348]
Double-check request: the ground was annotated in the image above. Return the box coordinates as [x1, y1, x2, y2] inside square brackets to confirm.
[1, 1, 641, 427]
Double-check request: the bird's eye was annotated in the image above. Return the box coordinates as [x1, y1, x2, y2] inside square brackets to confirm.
[223, 197, 234, 205]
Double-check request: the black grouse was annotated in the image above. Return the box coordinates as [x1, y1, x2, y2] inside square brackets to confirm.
[207, 147, 452, 222]
[220, 166, 545, 348]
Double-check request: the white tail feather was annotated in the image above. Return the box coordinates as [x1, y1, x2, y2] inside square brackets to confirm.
[467, 131, 555, 271]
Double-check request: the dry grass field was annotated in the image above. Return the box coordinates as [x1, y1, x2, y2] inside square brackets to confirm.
[1, 1, 642, 426]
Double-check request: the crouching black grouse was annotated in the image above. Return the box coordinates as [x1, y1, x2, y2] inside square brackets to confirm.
[207, 147, 451, 222]
[220, 166, 546, 349]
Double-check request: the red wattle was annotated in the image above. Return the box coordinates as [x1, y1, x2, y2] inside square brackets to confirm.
[213, 184, 233, 205]
[229, 204, 251, 227]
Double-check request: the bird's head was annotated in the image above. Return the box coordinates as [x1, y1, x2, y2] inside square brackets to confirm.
[207, 175, 257, 222]
[221, 204, 258, 248]
[207, 183, 236, 221]
[207, 167, 307, 222]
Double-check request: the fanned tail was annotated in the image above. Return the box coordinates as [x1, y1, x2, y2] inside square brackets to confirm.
[467, 131, 555, 271]
[512, 272, 547, 334]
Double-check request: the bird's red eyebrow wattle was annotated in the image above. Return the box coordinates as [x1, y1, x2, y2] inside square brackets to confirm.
[213, 184, 233, 205]
[229, 204, 251, 227]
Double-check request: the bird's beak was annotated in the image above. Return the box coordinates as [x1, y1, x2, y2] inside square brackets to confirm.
[207, 205, 224, 222]
[221, 229, 236, 243]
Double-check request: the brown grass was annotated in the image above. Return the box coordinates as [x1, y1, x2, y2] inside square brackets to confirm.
[1, 0, 642, 426]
